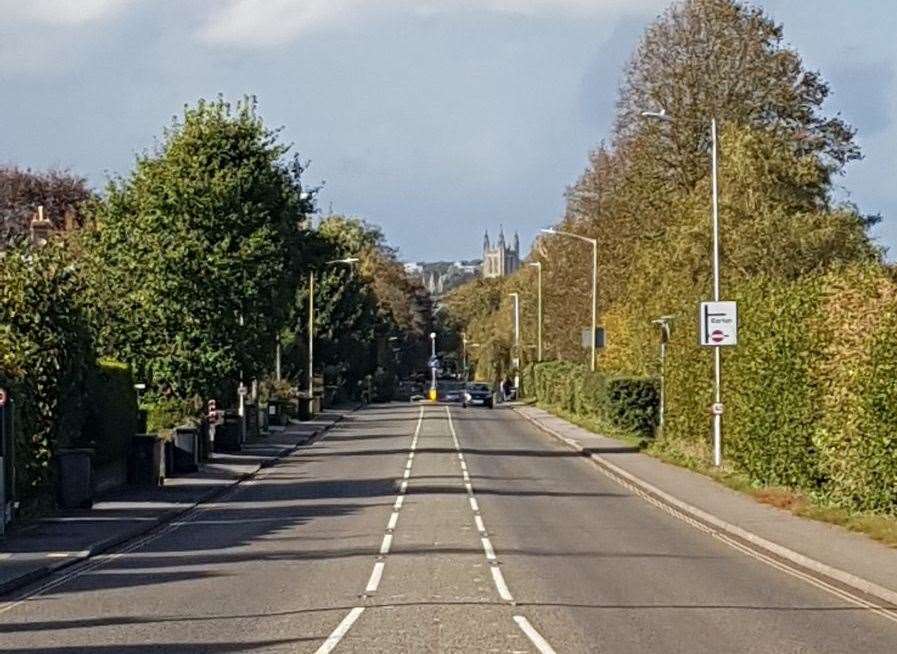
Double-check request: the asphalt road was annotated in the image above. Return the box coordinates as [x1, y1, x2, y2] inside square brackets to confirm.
[2, 403, 897, 653]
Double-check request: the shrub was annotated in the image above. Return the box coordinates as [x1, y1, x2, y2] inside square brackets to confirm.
[143, 397, 200, 435]
[531, 361, 659, 437]
[603, 376, 660, 437]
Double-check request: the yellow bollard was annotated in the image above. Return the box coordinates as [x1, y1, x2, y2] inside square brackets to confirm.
[429, 387, 437, 401]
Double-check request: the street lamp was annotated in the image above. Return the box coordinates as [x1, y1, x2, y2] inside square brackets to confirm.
[642, 108, 723, 466]
[541, 228, 598, 371]
[307, 257, 359, 416]
[528, 261, 543, 362]
[508, 292, 520, 384]
[651, 315, 675, 433]
[429, 332, 437, 401]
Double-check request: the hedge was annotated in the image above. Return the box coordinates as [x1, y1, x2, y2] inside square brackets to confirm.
[660, 264, 897, 514]
[529, 361, 659, 438]
[76, 359, 138, 468]
[0, 239, 93, 505]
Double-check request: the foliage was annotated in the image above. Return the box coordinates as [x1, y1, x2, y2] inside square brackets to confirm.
[81, 96, 313, 402]
[143, 396, 201, 435]
[0, 238, 93, 500]
[615, 0, 860, 189]
[282, 215, 432, 392]
[441, 1, 893, 514]
[529, 362, 659, 438]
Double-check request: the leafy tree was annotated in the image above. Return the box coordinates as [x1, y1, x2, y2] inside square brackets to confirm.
[82, 97, 313, 402]
[615, 0, 860, 191]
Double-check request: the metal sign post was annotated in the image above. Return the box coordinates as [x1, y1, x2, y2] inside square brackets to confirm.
[699, 300, 737, 466]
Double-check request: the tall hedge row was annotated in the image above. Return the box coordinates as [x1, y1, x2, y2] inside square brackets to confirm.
[660, 264, 897, 514]
[0, 240, 93, 502]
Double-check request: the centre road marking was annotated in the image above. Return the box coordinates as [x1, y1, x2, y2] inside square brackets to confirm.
[444, 406, 559, 654]
[315, 405, 425, 654]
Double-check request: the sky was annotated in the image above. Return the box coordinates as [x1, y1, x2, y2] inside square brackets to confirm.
[1, 0, 894, 262]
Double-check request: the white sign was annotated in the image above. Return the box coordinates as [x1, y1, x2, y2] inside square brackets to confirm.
[699, 301, 737, 347]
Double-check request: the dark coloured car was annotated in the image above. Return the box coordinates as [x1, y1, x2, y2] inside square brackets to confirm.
[440, 381, 465, 403]
[463, 382, 494, 408]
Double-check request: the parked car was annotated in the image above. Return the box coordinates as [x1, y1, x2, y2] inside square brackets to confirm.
[463, 382, 494, 408]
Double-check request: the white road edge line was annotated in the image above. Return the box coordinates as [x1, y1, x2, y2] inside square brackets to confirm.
[491, 566, 514, 602]
[513, 615, 558, 654]
[314, 607, 365, 654]
[380, 534, 393, 555]
[468, 497, 479, 512]
[481, 537, 496, 560]
[366, 561, 385, 592]
[387, 512, 399, 530]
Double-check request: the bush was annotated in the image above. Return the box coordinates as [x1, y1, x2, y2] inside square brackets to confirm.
[143, 397, 200, 435]
[603, 376, 659, 437]
[531, 361, 659, 437]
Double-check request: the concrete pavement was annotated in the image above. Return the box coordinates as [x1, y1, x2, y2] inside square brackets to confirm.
[1, 403, 896, 652]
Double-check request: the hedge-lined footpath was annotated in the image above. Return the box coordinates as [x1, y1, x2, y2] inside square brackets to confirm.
[525, 361, 659, 438]
[662, 263, 897, 516]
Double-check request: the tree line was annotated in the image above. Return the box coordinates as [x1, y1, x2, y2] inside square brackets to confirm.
[0, 97, 432, 507]
[441, 0, 895, 515]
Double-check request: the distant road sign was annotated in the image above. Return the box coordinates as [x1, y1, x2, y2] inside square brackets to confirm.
[0, 388, 6, 407]
[700, 301, 737, 347]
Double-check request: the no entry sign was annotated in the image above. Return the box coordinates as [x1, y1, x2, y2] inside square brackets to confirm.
[699, 301, 737, 347]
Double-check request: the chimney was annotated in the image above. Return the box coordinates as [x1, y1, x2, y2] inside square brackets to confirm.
[30, 205, 54, 246]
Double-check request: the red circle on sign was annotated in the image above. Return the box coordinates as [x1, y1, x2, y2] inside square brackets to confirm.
[711, 330, 725, 343]
[0, 388, 7, 407]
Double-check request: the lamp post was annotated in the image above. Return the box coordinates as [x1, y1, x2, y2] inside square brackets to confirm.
[541, 228, 598, 371]
[509, 292, 520, 395]
[651, 315, 674, 434]
[429, 332, 437, 401]
[308, 257, 358, 416]
[642, 109, 724, 466]
[528, 262, 543, 362]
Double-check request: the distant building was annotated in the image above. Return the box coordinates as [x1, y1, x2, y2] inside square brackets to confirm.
[481, 226, 520, 278]
[404, 259, 482, 298]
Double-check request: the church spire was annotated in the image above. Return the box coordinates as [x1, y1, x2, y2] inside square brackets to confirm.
[513, 231, 520, 255]
[498, 224, 505, 247]
[483, 229, 490, 252]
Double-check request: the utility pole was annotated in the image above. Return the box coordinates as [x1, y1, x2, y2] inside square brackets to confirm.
[509, 292, 520, 395]
[306, 258, 358, 417]
[710, 117, 723, 467]
[529, 262, 542, 362]
[307, 270, 315, 417]
[641, 109, 725, 466]
[652, 316, 674, 434]
[430, 332, 437, 401]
